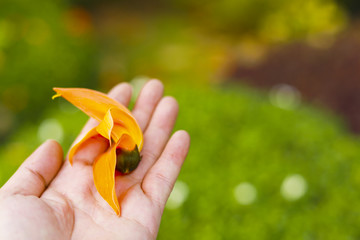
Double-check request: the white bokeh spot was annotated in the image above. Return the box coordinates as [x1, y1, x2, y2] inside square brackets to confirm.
[234, 182, 257, 205]
[166, 180, 189, 210]
[38, 118, 64, 143]
[270, 84, 301, 110]
[281, 174, 307, 201]
[130, 76, 151, 100]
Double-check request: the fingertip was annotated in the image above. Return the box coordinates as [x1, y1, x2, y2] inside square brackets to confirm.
[42, 139, 64, 165]
[40, 139, 63, 158]
[172, 130, 190, 155]
[147, 79, 164, 92]
[111, 82, 133, 96]
[161, 96, 179, 113]
[44, 139, 63, 152]
[174, 130, 190, 144]
[138, 79, 164, 103]
[147, 96, 179, 131]
[108, 82, 133, 105]
[111, 82, 133, 93]
[132, 78, 165, 131]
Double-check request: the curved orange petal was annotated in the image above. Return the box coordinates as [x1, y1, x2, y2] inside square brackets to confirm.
[69, 126, 99, 165]
[98, 109, 142, 151]
[53, 87, 131, 118]
[112, 108, 143, 151]
[96, 108, 114, 144]
[118, 134, 137, 151]
[93, 143, 120, 215]
[96, 109, 138, 151]
[111, 124, 130, 143]
[53, 87, 143, 150]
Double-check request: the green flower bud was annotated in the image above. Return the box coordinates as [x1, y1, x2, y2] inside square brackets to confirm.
[115, 145, 141, 175]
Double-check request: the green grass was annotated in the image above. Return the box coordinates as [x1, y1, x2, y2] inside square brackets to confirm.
[1, 83, 360, 239]
[164, 84, 360, 239]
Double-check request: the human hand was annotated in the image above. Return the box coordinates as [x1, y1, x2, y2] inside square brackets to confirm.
[0, 80, 190, 240]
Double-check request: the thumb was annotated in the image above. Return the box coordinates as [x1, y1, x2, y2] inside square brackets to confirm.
[1, 140, 63, 197]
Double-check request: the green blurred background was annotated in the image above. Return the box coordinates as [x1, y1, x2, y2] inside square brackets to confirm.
[1, 0, 360, 239]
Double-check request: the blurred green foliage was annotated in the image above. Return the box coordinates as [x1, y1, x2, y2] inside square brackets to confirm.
[113, 0, 347, 40]
[94, 0, 347, 90]
[0, 0, 348, 142]
[163, 85, 360, 239]
[175, 0, 346, 40]
[1, 83, 360, 239]
[0, 0, 97, 141]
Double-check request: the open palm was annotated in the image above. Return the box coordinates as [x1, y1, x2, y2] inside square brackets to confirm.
[0, 80, 190, 240]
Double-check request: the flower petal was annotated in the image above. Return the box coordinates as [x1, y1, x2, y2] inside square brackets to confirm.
[53, 87, 143, 150]
[96, 108, 114, 144]
[96, 109, 137, 151]
[53, 87, 131, 119]
[69, 126, 99, 165]
[118, 133, 137, 151]
[93, 143, 120, 215]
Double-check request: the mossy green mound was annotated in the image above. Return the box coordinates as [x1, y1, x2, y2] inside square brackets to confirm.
[161, 85, 360, 240]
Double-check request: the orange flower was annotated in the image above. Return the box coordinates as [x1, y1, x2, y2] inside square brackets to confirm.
[52, 87, 143, 215]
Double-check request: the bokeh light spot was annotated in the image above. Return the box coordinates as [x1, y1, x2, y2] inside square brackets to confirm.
[281, 174, 308, 201]
[130, 76, 150, 101]
[270, 84, 301, 110]
[37, 119, 64, 143]
[166, 180, 189, 210]
[234, 182, 257, 205]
